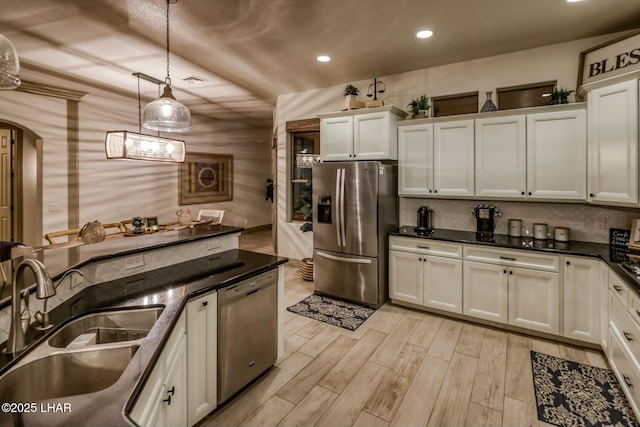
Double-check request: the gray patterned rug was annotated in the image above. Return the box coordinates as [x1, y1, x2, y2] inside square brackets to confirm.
[531, 350, 639, 427]
[286, 294, 375, 331]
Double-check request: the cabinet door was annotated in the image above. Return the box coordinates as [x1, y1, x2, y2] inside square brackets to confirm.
[564, 256, 601, 344]
[187, 292, 217, 426]
[463, 260, 508, 323]
[475, 115, 526, 198]
[354, 111, 395, 160]
[389, 250, 423, 305]
[163, 332, 187, 427]
[424, 256, 462, 313]
[587, 79, 638, 204]
[129, 363, 164, 427]
[320, 116, 353, 161]
[508, 267, 560, 334]
[434, 120, 475, 197]
[527, 109, 587, 200]
[398, 124, 433, 196]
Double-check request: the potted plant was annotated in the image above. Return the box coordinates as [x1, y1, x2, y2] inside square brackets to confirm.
[548, 87, 574, 105]
[408, 95, 431, 118]
[343, 84, 360, 103]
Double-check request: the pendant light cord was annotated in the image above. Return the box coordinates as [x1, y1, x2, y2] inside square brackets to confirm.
[165, 0, 171, 86]
[137, 74, 142, 133]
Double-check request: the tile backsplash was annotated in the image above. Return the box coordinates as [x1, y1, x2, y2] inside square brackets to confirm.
[400, 198, 640, 243]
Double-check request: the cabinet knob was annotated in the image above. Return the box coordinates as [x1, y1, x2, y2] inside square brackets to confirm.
[566, 261, 570, 266]
[418, 257, 422, 261]
[167, 386, 175, 396]
[624, 331, 634, 342]
[428, 189, 432, 193]
[624, 375, 634, 389]
[509, 271, 513, 275]
[614, 285, 624, 293]
[202, 301, 208, 307]
[163, 395, 172, 405]
[636, 310, 640, 318]
[434, 190, 438, 194]
[589, 193, 594, 197]
[521, 191, 525, 196]
[528, 192, 532, 196]
[503, 269, 507, 274]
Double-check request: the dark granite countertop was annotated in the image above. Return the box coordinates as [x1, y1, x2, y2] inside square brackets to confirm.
[38, 224, 245, 279]
[0, 249, 288, 427]
[390, 226, 640, 295]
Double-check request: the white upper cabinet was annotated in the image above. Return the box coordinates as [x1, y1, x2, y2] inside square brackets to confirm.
[587, 78, 639, 205]
[526, 109, 587, 200]
[475, 115, 526, 199]
[398, 123, 434, 196]
[434, 119, 475, 197]
[319, 106, 407, 161]
[320, 116, 353, 161]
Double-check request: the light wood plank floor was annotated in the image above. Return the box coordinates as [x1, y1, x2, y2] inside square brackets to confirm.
[201, 228, 609, 427]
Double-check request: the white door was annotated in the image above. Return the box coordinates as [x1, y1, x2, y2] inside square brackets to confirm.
[0, 129, 11, 240]
[527, 109, 587, 200]
[398, 123, 433, 196]
[389, 250, 423, 305]
[564, 256, 601, 344]
[354, 112, 391, 160]
[508, 267, 560, 334]
[475, 115, 526, 198]
[587, 79, 638, 204]
[463, 260, 508, 323]
[320, 116, 353, 161]
[434, 119, 475, 197]
[424, 256, 462, 313]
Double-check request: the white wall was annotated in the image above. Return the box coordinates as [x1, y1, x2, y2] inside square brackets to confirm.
[275, 32, 628, 259]
[0, 69, 272, 247]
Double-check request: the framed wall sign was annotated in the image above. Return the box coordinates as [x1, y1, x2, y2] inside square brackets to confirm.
[179, 152, 233, 205]
[577, 30, 640, 93]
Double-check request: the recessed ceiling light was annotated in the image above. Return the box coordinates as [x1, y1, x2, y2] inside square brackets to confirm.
[566, 0, 583, 2]
[416, 30, 433, 39]
[317, 55, 331, 62]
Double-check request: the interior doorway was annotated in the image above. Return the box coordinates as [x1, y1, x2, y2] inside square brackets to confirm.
[0, 129, 12, 241]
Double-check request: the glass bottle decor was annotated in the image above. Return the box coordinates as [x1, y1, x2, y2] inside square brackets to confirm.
[481, 91, 498, 112]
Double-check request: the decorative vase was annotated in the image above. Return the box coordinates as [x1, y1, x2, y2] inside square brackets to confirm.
[480, 91, 498, 112]
[417, 109, 429, 119]
[345, 95, 356, 103]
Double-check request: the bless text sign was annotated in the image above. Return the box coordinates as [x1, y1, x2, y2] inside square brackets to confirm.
[578, 30, 640, 89]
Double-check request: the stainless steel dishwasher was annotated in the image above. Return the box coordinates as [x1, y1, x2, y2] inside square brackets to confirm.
[217, 269, 278, 404]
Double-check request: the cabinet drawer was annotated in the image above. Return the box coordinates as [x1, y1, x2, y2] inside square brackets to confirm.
[463, 245, 559, 272]
[610, 294, 640, 359]
[610, 270, 630, 307]
[389, 236, 462, 259]
[629, 291, 640, 326]
[609, 329, 640, 418]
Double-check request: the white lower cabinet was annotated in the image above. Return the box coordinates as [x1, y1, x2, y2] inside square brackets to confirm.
[463, 246, 560, 334]
[508, 266, 560, 334]
[389, 237, 462, 314]
[187, 291, 217, 426]
[563, 256, 601, 344]
[463, 260, 508, 323]
[131, 312, 187, 427]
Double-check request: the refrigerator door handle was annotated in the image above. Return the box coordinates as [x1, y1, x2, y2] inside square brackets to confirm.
[316, 251, 373, 264]
[335, 168, 342, 247]
[339, 168, 346, 248]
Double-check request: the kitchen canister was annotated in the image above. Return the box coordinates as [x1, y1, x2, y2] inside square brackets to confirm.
[533, 223, 548, 240]
[554, 226, 570, 242]
[508, 219, 522, 237]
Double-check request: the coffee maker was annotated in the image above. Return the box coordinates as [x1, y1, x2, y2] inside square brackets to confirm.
[415, 206, 434, 234]
[471, 204, 500, 237]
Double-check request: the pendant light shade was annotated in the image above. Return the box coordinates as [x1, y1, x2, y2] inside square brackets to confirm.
[105, 131, 185, 162]
[142, 84, 191, 132]
[142, 0, 191, 132]
[0, 34, 21, 90]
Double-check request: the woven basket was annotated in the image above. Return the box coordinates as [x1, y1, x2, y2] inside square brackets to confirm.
[299, 258, 314, 281]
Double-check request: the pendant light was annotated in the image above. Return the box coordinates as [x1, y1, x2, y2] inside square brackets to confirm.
[105, 72, 185, 163]
[142, 0, 191, 132]
[0, 34, 21, 90]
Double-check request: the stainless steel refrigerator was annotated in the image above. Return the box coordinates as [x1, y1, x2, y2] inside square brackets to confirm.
[312, 161, 398, 308]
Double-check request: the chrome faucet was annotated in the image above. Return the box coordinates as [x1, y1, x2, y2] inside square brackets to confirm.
[5, 259, 56, 354]
[35, 268, 84, 331]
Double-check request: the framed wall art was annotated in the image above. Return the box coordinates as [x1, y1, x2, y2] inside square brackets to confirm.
[179, 152, 233, 205]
